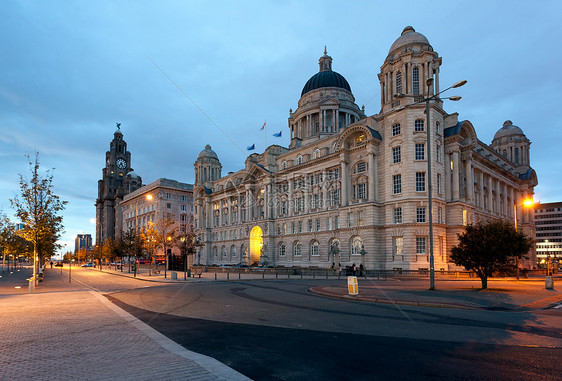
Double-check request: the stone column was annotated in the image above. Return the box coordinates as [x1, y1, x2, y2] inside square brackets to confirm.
[288, 180, 294, 216]
[368, 150, 376, 201]
[452, 150, 460, 200]
[322, 170, 329, 210]
[341, 153, 349, 205]
[464, 154, 473, 202]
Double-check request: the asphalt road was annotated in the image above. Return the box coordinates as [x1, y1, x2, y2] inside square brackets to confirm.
[70, 268, 562, 381]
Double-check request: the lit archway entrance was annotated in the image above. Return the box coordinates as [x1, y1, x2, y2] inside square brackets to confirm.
[249, 226, 263, 265]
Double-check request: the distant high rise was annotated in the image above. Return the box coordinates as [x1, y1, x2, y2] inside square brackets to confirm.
[75, 234, 93, 253]
[535, 202, 562, 266]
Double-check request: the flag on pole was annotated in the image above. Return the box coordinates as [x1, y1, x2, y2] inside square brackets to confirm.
[260, 120, 266, 130]
[273, 131, 282, 137]
[247, 144, 255, 151]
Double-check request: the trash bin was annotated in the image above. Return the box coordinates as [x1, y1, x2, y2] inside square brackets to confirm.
[545, 276, 554, 289]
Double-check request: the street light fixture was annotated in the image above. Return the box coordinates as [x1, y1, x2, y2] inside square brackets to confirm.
[513, 197, 534, 279]
[395, 77, 467, 291]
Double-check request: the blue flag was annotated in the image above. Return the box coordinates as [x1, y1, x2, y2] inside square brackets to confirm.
[247, 144, 255, 151]
[273, 131, 282, 137]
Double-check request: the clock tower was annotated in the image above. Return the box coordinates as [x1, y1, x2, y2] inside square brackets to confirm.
[95, 124, 142, 245]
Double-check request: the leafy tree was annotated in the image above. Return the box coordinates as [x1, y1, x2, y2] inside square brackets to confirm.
[174, 223, 202, 270]
[450, 220, 533, 289]
[123, 228, 144, 273]
[140, 222, 159, 275]
[0, 213, 31, 271]
[10, 153, 67, 282]
[155, 214, 177, 274]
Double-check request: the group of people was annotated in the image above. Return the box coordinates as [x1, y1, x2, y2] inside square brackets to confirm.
[330, 262, 365, 276]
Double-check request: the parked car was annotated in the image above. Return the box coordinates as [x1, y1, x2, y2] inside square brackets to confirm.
[54, 262, 63, 267]
[81, 263, 94, 267]
[234, 264, 249, 268]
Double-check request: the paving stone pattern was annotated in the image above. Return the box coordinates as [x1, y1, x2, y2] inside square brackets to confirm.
[0, 281, 248, 381]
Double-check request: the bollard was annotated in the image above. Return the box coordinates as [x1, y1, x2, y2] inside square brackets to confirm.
[347, 276, 358, 295]
[214, 273, 217, 280]
[545, 276, 554, 290]
[227, 272, 230, 280]
[28, 277, 35, 293]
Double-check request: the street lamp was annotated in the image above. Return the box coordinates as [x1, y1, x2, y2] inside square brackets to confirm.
[395, 78, 466, 291]
[513, 197, 534, 280]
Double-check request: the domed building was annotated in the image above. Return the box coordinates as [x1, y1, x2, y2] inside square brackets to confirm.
[193, 27, 538, 270]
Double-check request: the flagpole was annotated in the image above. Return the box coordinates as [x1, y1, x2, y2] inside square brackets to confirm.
[264, 121, 267, 151]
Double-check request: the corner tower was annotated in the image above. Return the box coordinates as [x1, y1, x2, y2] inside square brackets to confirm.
[194, 144, 222, 189]
[379, 26, 442, 114]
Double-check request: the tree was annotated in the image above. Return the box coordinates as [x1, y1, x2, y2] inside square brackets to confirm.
[450, 220, 533, 289]
[0, 213, 31, 271]
[123, 228, 144, 274]
[155, 214, 177, 277]
[140, 222, 159, 275]
[10, 153, 67, 283]
[173, 223, 202, 272]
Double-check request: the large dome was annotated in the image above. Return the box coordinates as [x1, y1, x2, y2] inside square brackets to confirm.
[197, 144, 218, 160]
[388, 26, 432, 57]
[301, 70, 351, 96]
[493, 120, 525, 140]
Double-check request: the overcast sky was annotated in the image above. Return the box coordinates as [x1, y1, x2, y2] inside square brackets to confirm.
[1, 1, 561, 254]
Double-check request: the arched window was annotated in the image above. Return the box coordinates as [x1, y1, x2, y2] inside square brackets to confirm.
[296, 155, 303, 165]
[396, 71, 402, 94]
[231, 245, 237, 258]
[294, 241, 302, 256]
[310, 240, 319, 256]
[313, 149, 320, 159]
[213, 246, 218, 259]
[351, 236, 363, 256]
[278, 243, 286, 256]
[281, 161, 287, 170]
[221, 246, 227, 258]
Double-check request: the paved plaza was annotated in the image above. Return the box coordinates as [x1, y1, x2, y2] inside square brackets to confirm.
[0, 266, 249, 381]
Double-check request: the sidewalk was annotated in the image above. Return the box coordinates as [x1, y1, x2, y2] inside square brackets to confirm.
[0, 266, 249, 381]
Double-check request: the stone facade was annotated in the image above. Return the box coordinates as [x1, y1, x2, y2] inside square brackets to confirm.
[95, 126, 142, 245]
[121, 178, 194, 259]
[193, 26, 538, 270]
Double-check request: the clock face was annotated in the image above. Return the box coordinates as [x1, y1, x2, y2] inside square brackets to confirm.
[116, 158, 127, 169]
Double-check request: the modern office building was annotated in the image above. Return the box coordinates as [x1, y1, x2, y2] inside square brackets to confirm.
[193, 26, 537, 270]
[535, 202, 562, 266]
[74, 234, 93, 253]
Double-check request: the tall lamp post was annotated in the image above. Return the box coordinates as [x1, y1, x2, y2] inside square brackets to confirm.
[395, 78, 467, 291]
[514, 197, 534, 279]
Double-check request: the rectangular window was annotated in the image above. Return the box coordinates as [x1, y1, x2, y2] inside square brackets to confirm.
[396, 72, 402, 94]
[436, 145, 441, 162]
[298, 221, 302, 233]
[291, 222, 296, 234]
[393, 174, 402, 194]
[348, 212, 353, 227]
[358, 211, 364, 226]
[308, 219, 313, 232]
[357, 183, 366, 200]
[167, 203, 172, 209]
[416, 237, 427, 255]
[414, 119, 424, 132]
[392, 123, 401, 136]
[437, 174, 442, 194]
[316, 219, 321, 231]
[281, 201, 287, 215]
[356, 162, 367, 173]
[438, 236, 444, 257]
[181, 204, 187, 211]
[463, 209, 468, 226]
[327, 217, 332, 230]
[438, 207, 443, 224]
[392, 146, 401, 164]
[330, 190, 340, 206]
[283, 223, 287, 235]
[415, 143, 425, 160]
[393, 207, 403, 224]
[416, 172, 426, 192]
[335, 216, 339, 229]
[413, 67, 420, 95]
[417, 207, 426, 223]
[180, 195, 187, 201]
[393, 237, 404, 255]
